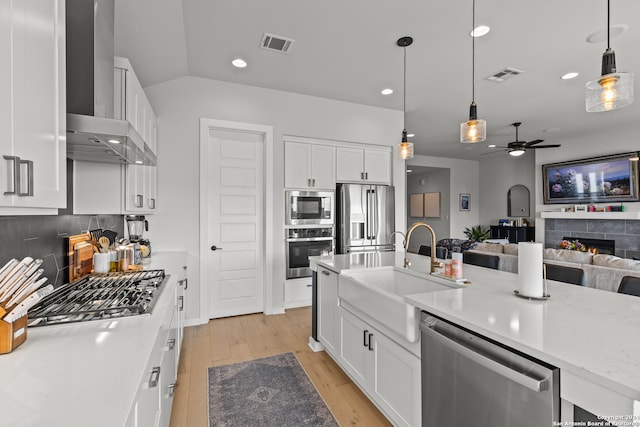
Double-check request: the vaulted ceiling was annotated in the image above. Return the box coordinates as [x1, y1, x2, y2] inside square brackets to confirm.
[114, 0, 640, 160]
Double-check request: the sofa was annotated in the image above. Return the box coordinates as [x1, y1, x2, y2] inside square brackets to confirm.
[466, 242, 640, 293]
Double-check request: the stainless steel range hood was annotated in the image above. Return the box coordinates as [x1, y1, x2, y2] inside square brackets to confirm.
[66, 0, 156, 166]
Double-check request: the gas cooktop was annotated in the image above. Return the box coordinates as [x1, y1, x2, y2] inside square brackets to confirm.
[27, 269, 167, 327]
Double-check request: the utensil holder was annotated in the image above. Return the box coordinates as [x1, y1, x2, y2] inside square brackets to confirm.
[0, 315, 28, 354]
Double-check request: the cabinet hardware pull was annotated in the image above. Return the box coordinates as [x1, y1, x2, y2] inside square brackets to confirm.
[183, 278, 188, 290]
[150, 198, 156, 209]
[368, 333, 374, 351]
[178, 296, 184, 311]
[3, 156, 19, 195]
[365, 172, 368, 180]
[363, 329, 369, 347]
[167, 383, 176, 397]
[17, 159, 34, 197]
[321, 270, 330, 276]
[167, 338, 176, 350]
[307, 178, 311, 187]
[360, 172, 364, 180]
[312, 178, 316, 187]
[306, 284, 312, 287]
[136, 194, 144, 208]
[148, 366, 161, 388]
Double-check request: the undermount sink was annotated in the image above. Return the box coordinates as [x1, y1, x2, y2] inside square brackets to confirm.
[339, 267, 459, 343]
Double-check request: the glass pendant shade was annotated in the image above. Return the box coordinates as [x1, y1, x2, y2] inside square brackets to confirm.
[585, 1, 634, 113]
[460, 118, 487, 143]
[586, 71, 634, 112]
[397, 129, 414, 160]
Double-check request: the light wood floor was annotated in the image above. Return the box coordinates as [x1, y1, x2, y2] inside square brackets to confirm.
[169, 306, 392, 427]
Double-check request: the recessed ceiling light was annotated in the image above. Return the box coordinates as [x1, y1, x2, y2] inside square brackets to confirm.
[108, 139, 120, 144]
[407, 133, 415, 138]
[406, 169, 413, 173]
[487, 144, 496, 148]
[561, 72, 579, 80]
[470, 25, 490, 38]
[232, 58, 247, 68]
[135, 160, 143, 164]
[381, 88, 393, 95]
[586, 24, 628, 43]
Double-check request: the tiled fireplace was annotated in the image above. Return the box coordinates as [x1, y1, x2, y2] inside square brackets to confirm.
[544, 218, 640, 259]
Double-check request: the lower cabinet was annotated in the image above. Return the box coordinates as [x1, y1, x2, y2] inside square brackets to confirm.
[317, 266, 339, 357]
[339, 307, 421, 427]
[284, 277, 312, 309]
[126, 276, 184, 427]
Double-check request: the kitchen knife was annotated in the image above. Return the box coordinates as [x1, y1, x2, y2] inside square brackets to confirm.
[0, 265, 29, 303]
[5, 270, 46, 308]
[0, 258, 18, 282]
[0, 258, 29, 296]
[0, 259, 42, 304]
[5, 284, 54, 323]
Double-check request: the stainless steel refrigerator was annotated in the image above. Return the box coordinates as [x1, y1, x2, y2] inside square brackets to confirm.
[336, 183, 395, 254]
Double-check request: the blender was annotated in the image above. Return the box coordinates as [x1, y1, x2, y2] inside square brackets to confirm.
[125, 215, 151, 258]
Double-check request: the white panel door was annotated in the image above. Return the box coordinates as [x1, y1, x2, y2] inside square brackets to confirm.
[207, 129, 264, 318]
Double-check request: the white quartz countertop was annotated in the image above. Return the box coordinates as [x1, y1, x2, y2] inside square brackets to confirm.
[0, 252, 186, 427]
[311, 252, 640, 416]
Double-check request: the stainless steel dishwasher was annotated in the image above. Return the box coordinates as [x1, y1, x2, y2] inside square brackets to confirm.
[420, 312, 559, 427]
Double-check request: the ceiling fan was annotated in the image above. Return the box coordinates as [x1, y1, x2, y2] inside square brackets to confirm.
[491, 122, 561, 157]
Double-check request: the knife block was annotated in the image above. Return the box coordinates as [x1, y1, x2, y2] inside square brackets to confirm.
[0, 315, 27, 354]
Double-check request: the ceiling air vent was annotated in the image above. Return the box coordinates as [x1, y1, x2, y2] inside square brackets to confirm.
[260, 33, 295, 53]
[484, 67, 524, 83]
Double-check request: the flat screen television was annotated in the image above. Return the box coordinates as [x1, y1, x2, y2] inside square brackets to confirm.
[542, 152, 640, 205]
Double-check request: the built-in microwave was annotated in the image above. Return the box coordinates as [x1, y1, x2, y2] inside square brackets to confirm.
[285, 190, 333, 225]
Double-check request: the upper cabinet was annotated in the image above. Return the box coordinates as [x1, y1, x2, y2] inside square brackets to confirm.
[114, 57, 157, 155]
[336, 147, 391, 185]
[284, 141, 335, 190]
[0, 0, 66, 213]
[74, 57, 158, 214]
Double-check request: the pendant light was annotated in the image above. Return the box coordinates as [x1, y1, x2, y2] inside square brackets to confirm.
[460, 0, 486, 143]
[397, 36, 414, 160]
[585, 0, 634, 112]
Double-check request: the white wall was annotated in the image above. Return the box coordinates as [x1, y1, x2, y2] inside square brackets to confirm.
[406, 168, 450, 251]
[479, 153, 535, 227]
[145, 76, 403, 323]
[407, 155, 479, 240]
[534, 122, 640, 242]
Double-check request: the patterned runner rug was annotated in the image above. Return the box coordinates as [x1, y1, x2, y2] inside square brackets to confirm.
[208, 352, 339, 426]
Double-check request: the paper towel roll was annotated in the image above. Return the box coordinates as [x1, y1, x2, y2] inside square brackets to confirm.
[518, 242, 544, 298]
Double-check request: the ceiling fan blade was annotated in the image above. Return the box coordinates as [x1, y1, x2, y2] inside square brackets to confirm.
[529, 144, 561, 149]
[525, 139, 544, 147]
[481, 149, 508, 156]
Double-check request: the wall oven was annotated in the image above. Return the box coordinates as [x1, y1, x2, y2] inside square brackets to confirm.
[286, 227, 333, 279]
[285, 190, 333, 225]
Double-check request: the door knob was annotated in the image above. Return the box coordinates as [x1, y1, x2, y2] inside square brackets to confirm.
[211, 245, 222, 251]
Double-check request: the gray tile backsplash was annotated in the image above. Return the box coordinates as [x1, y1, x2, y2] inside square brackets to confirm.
[0, 215, 124, 286]
[545, 218, 640, 259]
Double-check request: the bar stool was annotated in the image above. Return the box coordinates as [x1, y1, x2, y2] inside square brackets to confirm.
[617, 275, 640, 297]
[544, 263, 584, 286]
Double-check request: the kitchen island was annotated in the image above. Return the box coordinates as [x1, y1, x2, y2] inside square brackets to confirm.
[311, 252, 640, 426]
[0, 252, 187, 427]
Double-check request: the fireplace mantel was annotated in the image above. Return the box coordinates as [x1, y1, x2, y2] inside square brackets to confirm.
[540, 211, 640, 220]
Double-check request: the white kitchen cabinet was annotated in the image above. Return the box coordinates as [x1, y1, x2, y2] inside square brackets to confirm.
[336, 147, 391, 184]
[284, 141, 335, 189]
[127, 274, 183, 427]
[114, 56, 157, 155]
[0, 0, 66, 213]
[317, 266, 339, 357]
[339, 307, 421, 427]
[124, 164, 157, 213]
[284, 277, 312, 309]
